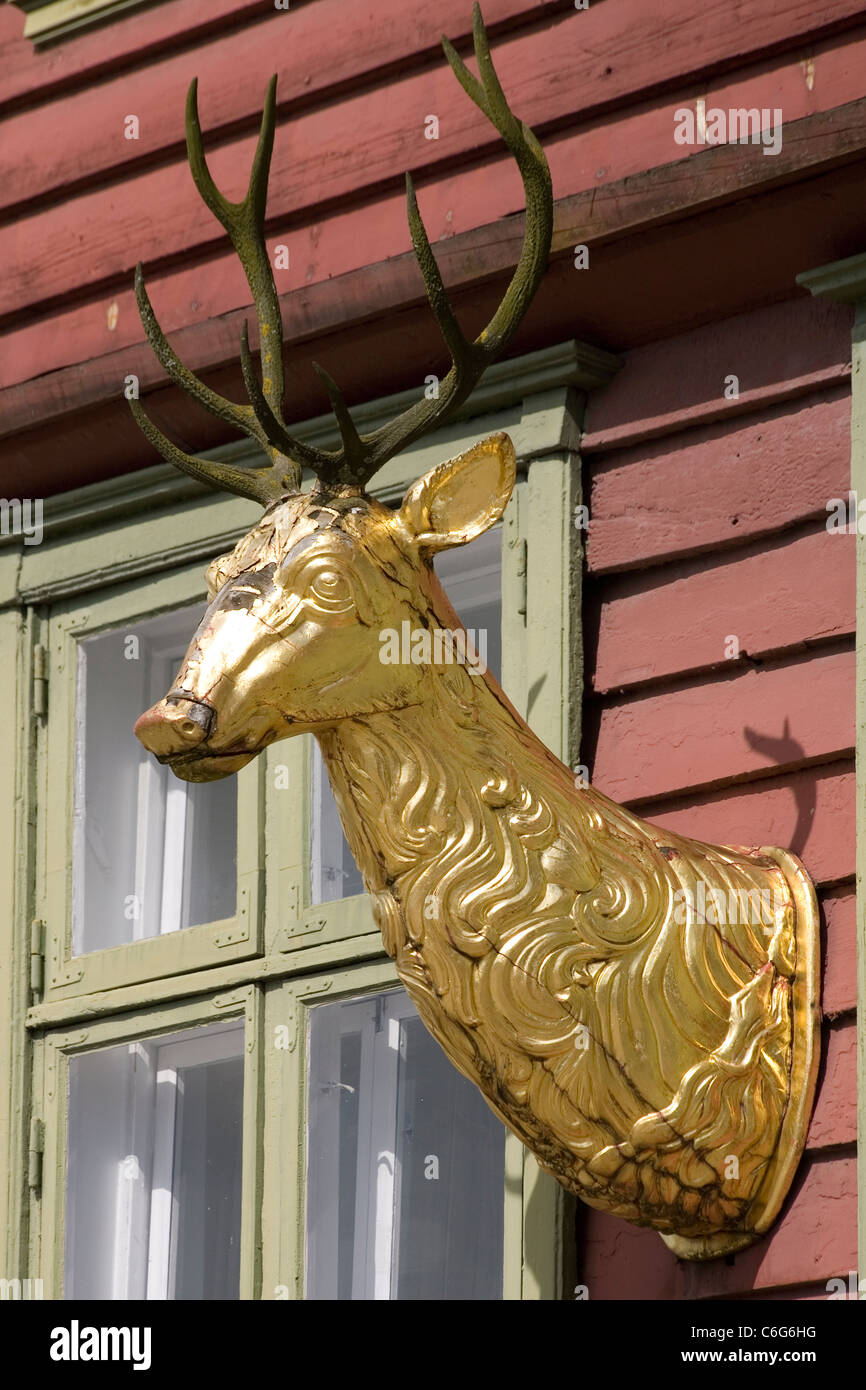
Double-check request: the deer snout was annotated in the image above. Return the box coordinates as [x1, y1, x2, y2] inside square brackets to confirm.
[134, 693, 215, 758]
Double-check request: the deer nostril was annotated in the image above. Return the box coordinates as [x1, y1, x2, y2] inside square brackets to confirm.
[134, 696, 215, 757]
[166, 692, 215, 740]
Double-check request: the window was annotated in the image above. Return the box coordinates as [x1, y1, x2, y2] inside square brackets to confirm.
[65, 1021, 244, 1300]
[74, 606, 237, 953]
[309, 526, 503, 904]
[306, 988, 505, 1300]
[14, 347, 596, 1300]
[41, 988, 260, 1301]
[42, 572, 265, 998]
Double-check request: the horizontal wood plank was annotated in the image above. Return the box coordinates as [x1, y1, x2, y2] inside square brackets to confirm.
[590, 526, 855, 692]
[3, 97, 866, 495]
[821, 890, 856, 1016]
[587, 391, 851, 574]
[643, 763, 854, 890]
[5, 29, 866, 324]
[591, 648, 854, 803]
[746, 1280, 855, 1299]
[0, 0, 271, 113]
[0, 0, 545, 215]
[579, 1152, 856, 1298]
[582, 295, 852, 453]
[4, 0, 864, 218]
[807, 1019, 856, 1150]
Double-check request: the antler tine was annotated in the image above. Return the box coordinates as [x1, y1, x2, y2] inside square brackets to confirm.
[238, 321, 330, 472]
[128, 396, 296, 506]
[134, 264, 268, 447]
[185, 75, 286, 428]
[186, 76, 347, 486]
[444, 3, 552, 354]
[132, 75, 335, 501]
[311, 363, 368, 479]
[131, 5, 552, 505]
[312, 1, 553, 490]
[133, 250, 301, 498]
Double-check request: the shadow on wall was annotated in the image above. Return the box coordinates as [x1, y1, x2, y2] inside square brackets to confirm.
[743, 717, 815, 857]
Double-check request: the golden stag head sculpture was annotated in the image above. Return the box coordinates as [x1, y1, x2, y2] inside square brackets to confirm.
[132, 6, 819, 1261]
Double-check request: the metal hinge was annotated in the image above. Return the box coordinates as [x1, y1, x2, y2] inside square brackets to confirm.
[516, 538, 527, 619]
[28, 1117, 44, 1192]
[33, 644, 48, 717]
[30, 919, 44, 999]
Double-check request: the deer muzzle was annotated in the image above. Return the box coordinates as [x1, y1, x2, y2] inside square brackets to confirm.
[134, 691, 215, 757]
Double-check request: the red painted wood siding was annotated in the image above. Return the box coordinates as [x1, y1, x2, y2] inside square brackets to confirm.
[578, 293, 855, 1300]
[3, 0, 866, 493]
[6, 15, 866, 333]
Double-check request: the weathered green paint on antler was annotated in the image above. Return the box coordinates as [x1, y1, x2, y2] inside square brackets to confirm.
[130, 2, 553, 501]
[185, 75, 284, 422]
[131, 74, 317, 503]
[128, 394, 287, 506]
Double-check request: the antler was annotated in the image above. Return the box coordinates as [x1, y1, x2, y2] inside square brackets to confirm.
[130, 2, 553, 502]
[130, 76, 322, 505]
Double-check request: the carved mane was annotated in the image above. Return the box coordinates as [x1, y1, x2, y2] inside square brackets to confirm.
[317, 589, 799, 1242]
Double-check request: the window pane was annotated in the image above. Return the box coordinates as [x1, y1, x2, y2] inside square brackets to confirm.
[74, 606, 237, 954]
[171, 1056, 244, 1301]
[432, 528, 502, 686]
[309, 526, 502, 903]
[309, 747, 364, 903]
[65, 1022, 244, 1300]
[306, 989, 505, 1300]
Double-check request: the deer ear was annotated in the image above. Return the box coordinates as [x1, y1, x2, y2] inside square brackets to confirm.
[396, 433, 516, 553]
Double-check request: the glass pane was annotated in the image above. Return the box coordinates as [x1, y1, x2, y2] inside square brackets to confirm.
[65, 1022, 244, 1301]
[306, 989, 505, 1300]
[310, 526, 502, 903]
[432, 528, 502, 685]
[171, 1057, 244, 1300]
[309, 749, 364, 903]
[74, 606, 237, 954]
[391, 1014, 505, 1299]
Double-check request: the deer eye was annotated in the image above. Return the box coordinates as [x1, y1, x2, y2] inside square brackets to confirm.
[308, 568, 352, 610]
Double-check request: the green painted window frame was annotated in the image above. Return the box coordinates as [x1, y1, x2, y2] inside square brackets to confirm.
[261, 958, 520, 1299]
[41, 570, 266, 999]
[38, 984, 263, 1300]
[2, 339, 620, 1300]
[9, 0, 159, 44]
